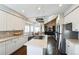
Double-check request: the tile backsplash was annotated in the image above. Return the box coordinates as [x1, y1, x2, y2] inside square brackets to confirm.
[0, 30, 23, 38]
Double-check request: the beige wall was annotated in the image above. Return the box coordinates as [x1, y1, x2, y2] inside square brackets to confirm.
[45, 19, 56, 28]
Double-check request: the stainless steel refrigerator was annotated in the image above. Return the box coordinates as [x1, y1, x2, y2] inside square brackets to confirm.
[56, 23, 78, 54]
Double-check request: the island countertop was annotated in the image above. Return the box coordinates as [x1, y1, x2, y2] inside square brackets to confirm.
[24, 35, 48, 48]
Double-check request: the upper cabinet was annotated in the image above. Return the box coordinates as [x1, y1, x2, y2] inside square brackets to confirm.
[14, 17, 26, 30]
[0, 10, 26, 31]
[64, 7, 79, 31]
[0, 11, 7, 31]
[6, 13, 16, 30]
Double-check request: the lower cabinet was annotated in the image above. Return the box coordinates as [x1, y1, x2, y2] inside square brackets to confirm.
[24, 36, 28, 42]
[5, 39, 15, 55]
[66, 40, 74, 55]
[15, 38, 24, 50]
[0, 42, 5, 55]
[66, 39, 79, 55]
[0, 36, 28, 55]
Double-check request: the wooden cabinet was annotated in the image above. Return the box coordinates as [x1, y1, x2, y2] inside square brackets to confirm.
[0, 42, 5, 55]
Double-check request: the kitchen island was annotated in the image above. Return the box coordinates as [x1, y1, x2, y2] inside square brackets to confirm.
[24, 35, 48, 55]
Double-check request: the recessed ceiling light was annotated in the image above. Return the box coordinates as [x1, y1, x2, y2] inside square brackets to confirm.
[38, 7, 41, 10]
[22, 10, 25, 12]
[59, 4, 62, 7]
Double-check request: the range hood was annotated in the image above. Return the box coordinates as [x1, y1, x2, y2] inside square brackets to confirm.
[36, 18, 44, 23]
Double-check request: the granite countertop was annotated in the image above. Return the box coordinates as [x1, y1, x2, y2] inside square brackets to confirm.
[0, 35, 27, 43]
[66, 39, 79, 44]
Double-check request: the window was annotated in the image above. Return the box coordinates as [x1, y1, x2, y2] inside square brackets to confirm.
[34, 26, 40, 33]
[30, 25, 34, 32]
[24, 25, 30, 33]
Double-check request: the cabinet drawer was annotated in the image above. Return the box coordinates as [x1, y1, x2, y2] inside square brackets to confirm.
[0, 42, 5, 55]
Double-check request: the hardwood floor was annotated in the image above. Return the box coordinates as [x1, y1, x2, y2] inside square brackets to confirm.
[11, 36, 59, 55]
[11, 46, 27, 55]
[46, 36, 58, 55]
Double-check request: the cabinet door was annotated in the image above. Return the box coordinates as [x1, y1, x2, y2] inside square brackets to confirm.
[0, 11, 7, 31]
[5, 37, 28, 55]
[24, 36, 28, 42]
[5, 39, 16, 55]
[19, 37, 25, 45]
[66, 40, 74, 55]
[12, 38, 18, 51]
[16, 37, 23, 49]
[5, 40, 12, 55]
[0, 42, 5, 55]
[6, 13, 15, 30]
[74, 45, 79, 55]
[12, 16, 20, 30]
[14, 17, 26, 30]
[6, 14, 26, 30]
[21, 20, 25, 30]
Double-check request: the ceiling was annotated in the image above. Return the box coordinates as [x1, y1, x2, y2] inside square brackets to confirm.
[5, 4, 73, 18]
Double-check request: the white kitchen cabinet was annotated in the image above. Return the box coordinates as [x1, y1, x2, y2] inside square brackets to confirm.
[21, 20, 26, 30]
[0, 10, 26, 31]
[5, 39, 15, 55]
[25, 39, 47, 55]
[5, 38, 20, 55]
[6, 14, 26, 30]
[5, 37, 25, 55]
[16, 38, 24, 49]
[27, 45, 43, 55]
[0, 11, 7, 31]
[23, 36, 28, 42]
[66, 39, 79, 55]
[6, 13, 15, 30]
[16, 36, 28, 49]
[17, 36, 27, 46]
[66, 40, 74, 55]
[0, 36, 28, 55]
[14, 17, 21, 30]
[0, 42, 5, 55]
[14, 17, 26, 30]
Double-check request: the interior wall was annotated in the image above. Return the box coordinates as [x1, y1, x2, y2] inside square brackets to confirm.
[44, 18, 56, 31]
[46, 19, 56, 28]
[64, 6, 79, 31]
